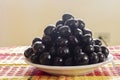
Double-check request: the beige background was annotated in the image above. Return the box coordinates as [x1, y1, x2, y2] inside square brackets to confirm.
[0, 0, 120, 47]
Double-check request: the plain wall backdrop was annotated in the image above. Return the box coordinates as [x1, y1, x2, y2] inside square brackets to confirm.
[0, 0, 120, 46]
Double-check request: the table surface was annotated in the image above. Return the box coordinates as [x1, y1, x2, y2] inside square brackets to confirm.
[0, 46, 120, 80]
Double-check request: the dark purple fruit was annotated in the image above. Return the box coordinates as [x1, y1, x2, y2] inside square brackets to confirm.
[83, 45, 94, 53]
[56, 20, 64, 27]
[62, 14, 74, 23]
[97, 52, 106, 62]
[25, 14, 109, 66]
[64, 57, 73, 66]
[74, 46, 82, 55]
[94, 45, 102, 53]
[56, 24, 63, 31]
[24, 47, 34, 58]
[64, 19, 78, 30]
[32, 37, 42, 45]
[101, 46, 109, 58]
[50, 28, 60, 40]
[94, 39, 102, 46]
[83, 29, 92, 36]
[88, 52, 99, 64]
[30, 53, 39, 64]
[53, 57, 63, 66]
[73, 28, 83, 39]
[82, 34, 93, 44]
[39, 52, 51, 65]
[77, 19, 85, 29]
[42, 35, 52, 46]
[56, 37, 68, 47]
[68, 35, 79, 46]
[32, 42, 45, 53]
[59, 25, 71, 37]
[57, 46, 70, 58]
[74, 52, 89, 65]
[44, 26, 55, 35]
[49, 47, 56, 56]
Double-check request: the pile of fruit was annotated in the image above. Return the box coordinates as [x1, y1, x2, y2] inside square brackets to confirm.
[24, 14, 109, 66]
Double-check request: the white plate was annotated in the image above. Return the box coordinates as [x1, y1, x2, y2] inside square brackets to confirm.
[25, 54, 113, 76]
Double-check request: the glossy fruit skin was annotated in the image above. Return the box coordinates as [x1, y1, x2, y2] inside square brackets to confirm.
[88, 52, 99, 64]
[44, 26, 55, 35]
[94, 45, 102, 53]
[82, 34, 93, 45]
[56, 37, 68, 47]
[42, 35, 52, 46]
[59, 26, 71, 37]
[94, 39, 102, 46]
[50, 28, 60, 40]
[56, 46, 70, 58]
[83, 45, 94, 53]
[56, 24, 64, 30]
[24, 47, 34, 58]
[74, 52, 89, 65]
[53, 57, 63, 66]
[68, 35, 79, 46]
[56, 20, 64, 27]
[32, 37, 42, 45]
[73, 28, 83, 39]
[62, 14, 74, 23]
[74, 46, 82, 55]
[64, 57, 73, 66]
[97, 52, 106, 62]
[32, 42, 45, 53]
[30, 53, 39, 64]
[64, 19, 78, 30]
[49, 47, 56, 56]
[39, 52, 51, 65]
[83, 29, 92, 36]
[101, 46, 109, 58]
[77, 19, 85, 30]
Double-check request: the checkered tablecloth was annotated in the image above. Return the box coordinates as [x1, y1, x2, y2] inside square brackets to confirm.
[0, 46, 120, 80]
